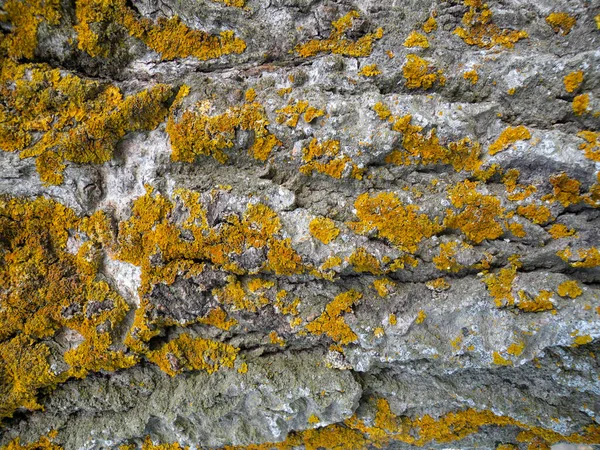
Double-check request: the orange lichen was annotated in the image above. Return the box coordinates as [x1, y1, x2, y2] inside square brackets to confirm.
[507, 341, 525, 356]
[373, 278, 396, 297]
[374, 327, 385, 338]
[433, 242, 463, 272]
[349, 247, 383, 275]
[492, 351, 513, 366]
[483, 257, 521, 307]
[148, 333, 238, 377]
[210, 0, 245, 7]
[358, 64, 382, 77]
[426, 277, 450, 290]
[577, 131, 600, 162]
[546, 13, 577, 35]
[402, 54, 445, 90]
[269, 331, 286, 347]
[0, 196, 135, 419]
[489, 126, 531, 155]
[388, 314, 397, 325]
[75, 0, 245, 60]
[2, 0, 61, 60]
[548, 224, 576, 239]
[517, 290, 554, 313]
[300, 138, 356, 179]
[305, 290, 362, 345]
[572, 94, 590, 115]
[403, 31, 429, 48]
[423, 16, 438, 33]
[275, 99, 322, 127]
[516, 204, 552, 225]
[309, 217, 340, 244]
[557, 280, 583, 298]
[463, 69, 479, 84]
[565, 247, 600, 268]
[1, 434, 62, 450]
[563, 71, 584, 93]
[167, 92, 281, 163]
[374, 102, 482, 172]
[349, 192, 441, 253]
[445, 180, 506, 244]
[0, 61, 172, 185]
[415, 310, 427, 324]
[295, 11, 383, 58]
[453, 0, 528, 49]
[544, 172, 582, 207]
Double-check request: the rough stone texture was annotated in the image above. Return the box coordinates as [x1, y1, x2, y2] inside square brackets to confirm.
[0, 0, 600, 449]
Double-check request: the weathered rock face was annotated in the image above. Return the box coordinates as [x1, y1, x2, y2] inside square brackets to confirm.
[0, 0, 599, 449]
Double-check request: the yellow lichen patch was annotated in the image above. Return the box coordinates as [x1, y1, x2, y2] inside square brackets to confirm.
[167, 92, 281, 163]
[0, 196, 136, 419]
[210, 0, 245, 7]
[492, 351, 513, 366]
[433, 242, 464, 273]
[276, 99, 324, 127]
[200, 307, 238, 331]
[483, 257, 521, 307]
[454, 0, 528, 49]
[463, 69, 479, 85]
[373, 278, 396, 297]
[402, 54, 445, 90]
[561, 247, 600, 268]
[349, 192, 441, 253]
[546, 12, 577, 35]
[300, 138, 355, 179]
[237, 362, 248, 374]
[321, 255, 342, 271]
[557, 280, 583, 298]
[142, 437, 188, 450]
[548, 223, 576, 239]
[388, 314, 397, 325]
[577, 131, 600, 162]
[507, 341, 525, 356]
[572, 94, 590, 115]
[308, 414, 320, 425]
[403, 31, 429, 48]
[415, 310, 427, 324]
[426, 277, 450, 290]
[117, 188, 307, 348]
[305, 290, 362, 345]
[563, 71, 584, 93]
[489, 126, 531, 156]
[0, 61, 172, 185]
[572, 334, 593, 346]
[508, 222, 526, 238]
[147, 333, 238, 377]
[2, 0, 61, 60]
[1, 434, 62, 450]
[374, 327, 385, 338]
[269, 331, 286, 347]
[444, 180, 506, 244]
[295, 11, 383, 58]
[544, 173, 582, 207]
[516, 204, 552, 225]
[349, 247, 383, 275]
[517, 290, 554, 313]
[374, 102, 482, 172]
[75, 0, 245, 60]
[502, 169, 537, 202]
[304, 106, 325, 123]
[423, 15, 438, 33]
[358, 64, 382, 77]
[309, 217, 340, 244]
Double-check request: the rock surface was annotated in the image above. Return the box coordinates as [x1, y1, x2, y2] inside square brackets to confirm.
[0, 0, 599, 449]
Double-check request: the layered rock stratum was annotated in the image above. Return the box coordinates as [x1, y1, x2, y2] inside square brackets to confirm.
[0, 0, 599, 448]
